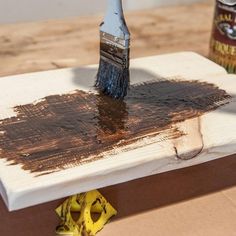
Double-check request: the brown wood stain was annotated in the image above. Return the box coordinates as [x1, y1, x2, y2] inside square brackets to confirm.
[0, 80, 231, 175]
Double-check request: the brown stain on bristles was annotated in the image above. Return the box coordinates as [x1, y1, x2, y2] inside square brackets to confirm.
[0, 79, 231, 175]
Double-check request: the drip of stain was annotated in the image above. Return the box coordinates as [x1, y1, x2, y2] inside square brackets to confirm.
[0, 79, 231, 174]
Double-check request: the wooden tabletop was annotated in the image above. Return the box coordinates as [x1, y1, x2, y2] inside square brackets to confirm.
[0, 0, 214, 77]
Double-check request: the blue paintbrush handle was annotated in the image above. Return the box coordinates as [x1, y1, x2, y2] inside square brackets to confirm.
[100, 0, 130, 40]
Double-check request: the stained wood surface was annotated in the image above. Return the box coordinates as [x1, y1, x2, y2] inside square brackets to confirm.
[0, 0, 214, 77]
[0, 52, 236, 211]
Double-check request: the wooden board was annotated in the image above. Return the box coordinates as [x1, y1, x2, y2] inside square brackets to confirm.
[0, 52, 236, 211]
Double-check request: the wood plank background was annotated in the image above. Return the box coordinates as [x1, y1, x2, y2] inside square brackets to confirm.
[0, 1, 213, 77]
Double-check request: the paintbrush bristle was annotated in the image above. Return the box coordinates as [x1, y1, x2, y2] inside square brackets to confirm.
[95, 32, 130, 99]
[96, 58, 130, 99]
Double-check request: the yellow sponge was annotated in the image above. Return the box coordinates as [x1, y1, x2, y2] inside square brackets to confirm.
[56, 190, 117, 236]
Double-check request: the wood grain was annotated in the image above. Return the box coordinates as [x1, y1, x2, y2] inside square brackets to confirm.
[0, 80, 229, 174]
[0, 52, 235, 211]
[0, 1, 214, 77]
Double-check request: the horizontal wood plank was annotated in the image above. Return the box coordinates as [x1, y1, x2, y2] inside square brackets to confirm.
[0, 52, 235, 211]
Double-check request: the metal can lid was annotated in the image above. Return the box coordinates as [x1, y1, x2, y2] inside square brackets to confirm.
[217, 0, 236, 6]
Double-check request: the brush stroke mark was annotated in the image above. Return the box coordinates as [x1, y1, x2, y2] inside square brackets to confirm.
[0, 79, 231, 175]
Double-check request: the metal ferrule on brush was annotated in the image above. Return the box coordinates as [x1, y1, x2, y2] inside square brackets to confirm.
[100, 32, 130, 69]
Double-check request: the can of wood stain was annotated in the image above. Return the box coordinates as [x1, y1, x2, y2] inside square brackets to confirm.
[209, 0, 236, 73]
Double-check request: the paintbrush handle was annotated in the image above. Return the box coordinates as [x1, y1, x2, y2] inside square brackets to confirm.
[101, 0, 130, 39]
[107, 0, 123, 16]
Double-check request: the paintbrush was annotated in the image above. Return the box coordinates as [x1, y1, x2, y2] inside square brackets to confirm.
[95, 0, 130, 99]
